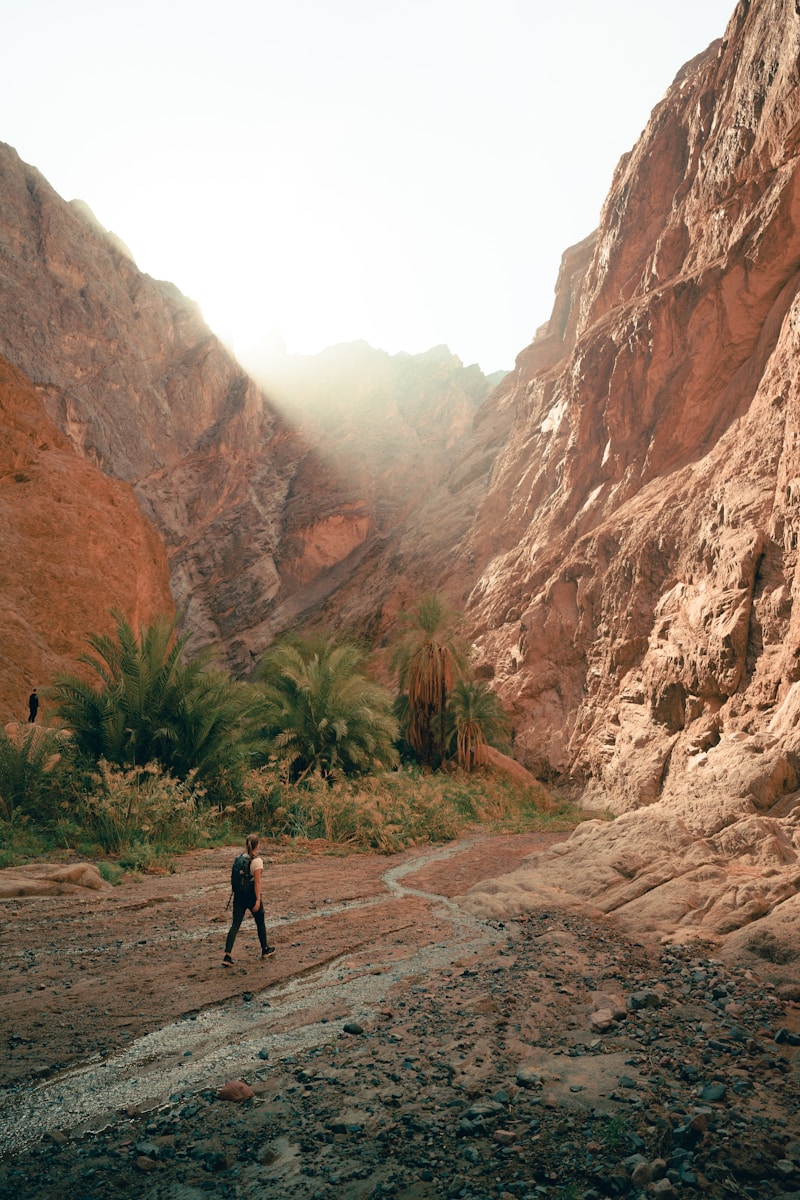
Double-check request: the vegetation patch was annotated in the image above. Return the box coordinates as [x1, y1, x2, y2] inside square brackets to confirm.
[0, 596, 585, 871]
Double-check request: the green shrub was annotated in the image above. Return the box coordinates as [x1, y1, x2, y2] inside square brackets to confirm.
[236, 763, 572, 853]
[239, 764, 285, 826]
[117, 840, 171, 873]
[49, 611, 253, 802]
[96, 860, 125, 885]
[255, 639, 399, 782]
[0, 736, 581, 867]
[77, 760, 206, 855]
[0, 726, 69, 821]
[0, 813, 43, 867]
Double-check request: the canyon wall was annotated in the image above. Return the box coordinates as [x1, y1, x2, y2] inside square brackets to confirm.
[4, 0, 800, 815]
[0, 140, 313, 691]
[464, 0, 800, 802]
[0, 355, 172, 719]
[2, 1, 799, 962]
[240, 339, 499, 643]
[456, 0, 800, 966]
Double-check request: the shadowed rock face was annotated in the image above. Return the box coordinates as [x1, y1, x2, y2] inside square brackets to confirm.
[238, 339, 501, 643]
[0, 144, 499, 690]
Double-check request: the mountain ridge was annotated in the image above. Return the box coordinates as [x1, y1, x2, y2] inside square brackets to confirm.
[0, 143, 502, 711]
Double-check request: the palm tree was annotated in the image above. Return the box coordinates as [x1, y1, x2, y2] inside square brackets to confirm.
[52, 612, 185, 768]
[256, 638, 398, 782]
[0, 725, 65, 820]
[447, 678, 510, 771]
[50, 611, 251, 799]
[162, 660, 255, 799]
[391, 593, 469, 768]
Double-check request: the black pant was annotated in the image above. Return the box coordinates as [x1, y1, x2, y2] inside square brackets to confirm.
[225, 896, 267, 955]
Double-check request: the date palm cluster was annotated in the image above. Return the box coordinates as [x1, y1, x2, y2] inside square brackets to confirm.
[4, 595, 510, 814]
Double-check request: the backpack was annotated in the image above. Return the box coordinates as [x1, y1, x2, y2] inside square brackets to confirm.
[230, 852, 254, 901]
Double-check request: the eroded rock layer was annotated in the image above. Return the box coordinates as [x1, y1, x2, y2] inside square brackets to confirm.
[467, 0, 800, 794]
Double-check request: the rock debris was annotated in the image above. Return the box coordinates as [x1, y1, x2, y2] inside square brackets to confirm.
[1, 909, 797, 1199]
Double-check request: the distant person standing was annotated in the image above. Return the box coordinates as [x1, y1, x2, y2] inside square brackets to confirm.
[27, 689, 38, 723]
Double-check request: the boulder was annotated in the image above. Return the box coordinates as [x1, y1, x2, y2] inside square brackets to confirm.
[0, 862, 110, 898]
[216, 1080, 254, 1103]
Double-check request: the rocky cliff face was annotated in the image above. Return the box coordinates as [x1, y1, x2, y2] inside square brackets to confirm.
[466, 0, 800, 794]
[241, 339, 493, 525]
[0, 141, 317, 679]
[456, 0, 800, 964]
[0, 355, 172, 721]
[240, 339, 502, 640]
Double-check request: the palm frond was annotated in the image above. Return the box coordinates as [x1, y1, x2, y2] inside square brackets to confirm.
[255, 636, 398, 782]
[50, 611, 251, 801]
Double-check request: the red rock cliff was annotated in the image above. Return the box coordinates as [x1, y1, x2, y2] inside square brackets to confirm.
[0, 356, 172, 722]
[0, 144, 415, 675]
[465, 0, 800, 816]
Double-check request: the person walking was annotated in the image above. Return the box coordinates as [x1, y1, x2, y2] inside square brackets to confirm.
[223, 833, 275, 967]
[27, 689, 38, 723]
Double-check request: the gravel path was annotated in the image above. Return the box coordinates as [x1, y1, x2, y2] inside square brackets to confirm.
[1, 833, 799, 1199]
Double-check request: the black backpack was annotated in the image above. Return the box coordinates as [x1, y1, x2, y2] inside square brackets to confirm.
[230, 852, 254, 901]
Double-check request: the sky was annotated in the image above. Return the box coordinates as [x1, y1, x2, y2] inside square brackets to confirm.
[4, 0, 735, 376]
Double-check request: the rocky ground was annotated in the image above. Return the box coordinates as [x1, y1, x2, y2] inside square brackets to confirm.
[1, 831, 799, 1200]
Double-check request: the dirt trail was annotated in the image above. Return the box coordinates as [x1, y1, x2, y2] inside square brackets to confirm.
[1, 829, 799, 1200]
[0, 830, 562, 1150]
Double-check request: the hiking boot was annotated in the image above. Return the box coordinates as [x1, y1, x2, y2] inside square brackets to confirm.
[261, 946, 276, 959]
[222, 953, 234, 968]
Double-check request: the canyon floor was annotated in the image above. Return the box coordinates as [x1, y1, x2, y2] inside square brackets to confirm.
[1, 830, 799, 1200]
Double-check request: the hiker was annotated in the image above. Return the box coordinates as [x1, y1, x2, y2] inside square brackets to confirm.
[223, 833, 275, 967]
[27, 689, 38, 723]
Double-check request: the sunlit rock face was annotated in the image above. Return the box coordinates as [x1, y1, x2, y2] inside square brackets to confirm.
[452, 1, 800, 965]
[466, 0, 800, 806]
[0, 355, 172, 721]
